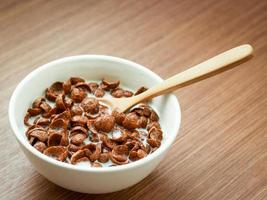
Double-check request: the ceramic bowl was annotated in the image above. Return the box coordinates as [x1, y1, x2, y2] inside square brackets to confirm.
[9, 55, 181, 193]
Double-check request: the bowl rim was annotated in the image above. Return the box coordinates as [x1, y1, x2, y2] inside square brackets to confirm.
[9, 55, 181, 173]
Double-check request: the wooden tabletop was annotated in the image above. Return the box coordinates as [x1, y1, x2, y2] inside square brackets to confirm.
[1, 0, 266, 199]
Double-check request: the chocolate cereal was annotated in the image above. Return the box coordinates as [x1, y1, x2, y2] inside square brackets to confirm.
[24, 77, 163, 167]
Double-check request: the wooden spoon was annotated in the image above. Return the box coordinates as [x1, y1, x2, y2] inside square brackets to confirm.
[99, 44, 253, 112]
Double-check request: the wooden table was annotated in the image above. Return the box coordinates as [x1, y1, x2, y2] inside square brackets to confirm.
[1, 0, 266, 199]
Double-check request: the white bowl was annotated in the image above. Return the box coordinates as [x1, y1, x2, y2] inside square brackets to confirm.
[9, 55, 181, 193]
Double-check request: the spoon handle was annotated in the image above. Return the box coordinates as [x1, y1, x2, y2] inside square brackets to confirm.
[132, 44, 253, 102]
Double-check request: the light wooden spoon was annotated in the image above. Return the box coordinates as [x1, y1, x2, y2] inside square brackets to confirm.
[99, 44, 253, 112]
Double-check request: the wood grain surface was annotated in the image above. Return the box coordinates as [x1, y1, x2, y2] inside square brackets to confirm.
[0, 0, 266, 199]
